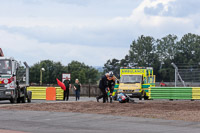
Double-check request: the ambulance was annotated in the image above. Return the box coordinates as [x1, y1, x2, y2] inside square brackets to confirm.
[117, 67, 155, 100]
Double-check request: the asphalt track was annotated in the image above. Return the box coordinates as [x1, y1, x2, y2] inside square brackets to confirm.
[0, 98, 200, 133]
[0, 110, 200, 133]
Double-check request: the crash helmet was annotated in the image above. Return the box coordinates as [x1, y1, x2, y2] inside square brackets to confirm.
[109, 71, 113, 77]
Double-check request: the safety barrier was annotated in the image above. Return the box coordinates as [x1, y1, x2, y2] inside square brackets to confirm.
[55, 87, 64, 100]
[27, 86, 200, 100]
[46, 87, 56, 100]
[192, 87, 200, 99]
[27, 86, 64, 100]
[27, 84, 120, 100]
[149, 87, 200, 100]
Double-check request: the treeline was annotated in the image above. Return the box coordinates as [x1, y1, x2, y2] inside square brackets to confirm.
[29, 60, 100, 85]
[104, 33, 200, 82]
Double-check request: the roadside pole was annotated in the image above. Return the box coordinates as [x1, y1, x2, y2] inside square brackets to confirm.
[89, 79, 91, 98]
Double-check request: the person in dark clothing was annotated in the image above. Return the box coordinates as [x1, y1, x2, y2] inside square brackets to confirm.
[96, 73, 109, 103]
[63, 77, 71, 101]
[74, 79, 81, 101]
[107, 71, 115, 103]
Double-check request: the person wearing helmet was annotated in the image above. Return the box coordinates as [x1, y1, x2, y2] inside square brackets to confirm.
[117, 93, 129, 103]
[96, 73, 109, 103]
[107, 71, 115, 103]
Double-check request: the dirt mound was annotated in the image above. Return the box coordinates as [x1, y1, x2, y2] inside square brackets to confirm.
[1, 100, 200, 121]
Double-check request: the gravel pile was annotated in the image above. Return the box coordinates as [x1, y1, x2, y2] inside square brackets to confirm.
[1, 100, 200, 122]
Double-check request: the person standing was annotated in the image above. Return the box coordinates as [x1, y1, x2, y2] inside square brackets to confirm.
[96, 73, 109, 103]
[74, 79, 81, 101]
[107, 71, 115, 103]
[63, 77, 71, 101]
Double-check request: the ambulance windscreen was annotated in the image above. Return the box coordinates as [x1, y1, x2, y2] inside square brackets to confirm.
[120, 75, 142, 83]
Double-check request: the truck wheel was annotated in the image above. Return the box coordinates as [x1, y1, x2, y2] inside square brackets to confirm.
[27, 91, 32, 103]
[17, 98, 21, 103]
[27, 97, 31, 103]
[10, 99, 14, 103]
[22, 87, 27, 103]
[10, 97, 17, 104]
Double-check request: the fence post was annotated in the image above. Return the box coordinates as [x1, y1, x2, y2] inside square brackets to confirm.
[89, 83, 90, 97]
[172, 62, 178, 87]
[88, 79, 91, 97]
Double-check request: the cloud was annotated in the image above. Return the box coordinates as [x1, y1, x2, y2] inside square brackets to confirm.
[0, 0, 141, 48]
[51, 0, 90, 6]
[0, 0, 200, 66]
[142, 0, 200, 18]
[111, 0, 200, 38]
[0, 29, 129, 66]
[143, 0, 175, 16]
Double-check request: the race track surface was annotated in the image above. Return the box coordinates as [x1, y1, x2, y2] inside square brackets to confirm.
[0, 110, 200, 133]
[0, 98, 200, 133]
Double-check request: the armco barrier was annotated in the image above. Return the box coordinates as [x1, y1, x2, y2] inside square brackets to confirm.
[149, 87, 193, 100]
[27, 86, 64, 100]
[27, 87, 46, 100]
[55, 87, 64, 100]
[192, 87, 200, 99]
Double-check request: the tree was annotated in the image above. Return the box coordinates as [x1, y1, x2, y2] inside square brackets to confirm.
[103, 58, 120, 78]
[30, 63, 40, 84]
[129, 35, 156, 67]
[67, 61, 99, 84]
[103, 33, 200, 82]
[30, 60, 100, 85]
[156, 34, 178, 63]
[175, 33, 200, 64]
[156, 34, 178, 81]
[30, 60, 65, 84]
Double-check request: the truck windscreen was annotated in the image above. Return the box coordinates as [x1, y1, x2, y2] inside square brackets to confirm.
[0, 60, 12, 74]
[120, 75, 142, 83]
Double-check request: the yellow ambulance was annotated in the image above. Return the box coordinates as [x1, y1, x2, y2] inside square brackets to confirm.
[117, 67, 155, 100]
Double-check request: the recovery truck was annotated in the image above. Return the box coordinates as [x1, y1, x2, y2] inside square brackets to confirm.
[0, 55, 32, 103]
[117, 67, 155, 100]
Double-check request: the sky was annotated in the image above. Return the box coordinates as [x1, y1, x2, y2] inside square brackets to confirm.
[0, 0, 200, 67]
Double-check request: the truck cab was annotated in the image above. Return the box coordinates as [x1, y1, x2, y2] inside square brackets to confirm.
[0, 57, 17, 90]
[117, 67, 155, 100]
[0, 57, 31, 103]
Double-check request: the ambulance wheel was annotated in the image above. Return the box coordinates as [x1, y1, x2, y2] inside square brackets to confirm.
[139, 96, 142, 100]
[144, 94, 149, 100]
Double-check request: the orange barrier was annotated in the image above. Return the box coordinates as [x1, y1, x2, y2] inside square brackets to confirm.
[46, 87, 56, 100]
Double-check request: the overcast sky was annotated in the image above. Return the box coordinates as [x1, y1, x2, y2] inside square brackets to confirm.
[1, 0, 200, 66]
